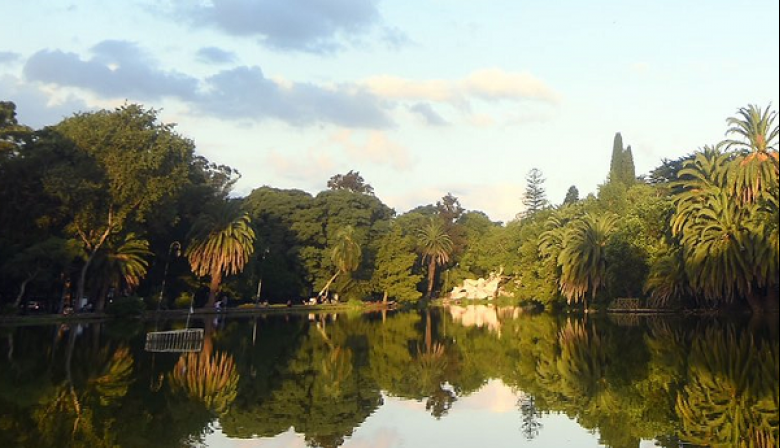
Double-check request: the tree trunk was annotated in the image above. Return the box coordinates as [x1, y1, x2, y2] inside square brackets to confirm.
[425, 309, 432, 352]
[13, 271, 37, 308]
[94, 278, 110, 313]
[318, 272, 340, 298]
[206, 271, 223, 309]
[76, 253, 95, 311]
[58, 274, 71, 314]
[382, 290, 388, 305]
[426, 259, 436, 298]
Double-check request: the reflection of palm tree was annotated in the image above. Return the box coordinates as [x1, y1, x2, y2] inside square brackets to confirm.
[186, 200, 255, 308]
[33, 335, 134, 447]
[556, 320, 614, 411]
[318, 346, 354, 399]
[417, 217, 453, 298]
[676, 327, 778, 448]
[410, 311, 455, 418]
[169, 341, 239, 415]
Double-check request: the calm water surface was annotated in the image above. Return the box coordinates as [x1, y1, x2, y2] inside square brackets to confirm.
[0, 307, 777, 448]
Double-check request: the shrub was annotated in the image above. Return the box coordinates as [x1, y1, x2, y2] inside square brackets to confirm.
[174, 293, 194, 309]
[106, 296, 146, 317]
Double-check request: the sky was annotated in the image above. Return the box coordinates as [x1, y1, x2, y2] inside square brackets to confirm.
[1, 0, 778, 223]
[205, 379, 641, 447]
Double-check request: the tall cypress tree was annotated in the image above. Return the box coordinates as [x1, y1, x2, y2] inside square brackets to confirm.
[622, 145, 636, 185]
[609, 132, 636, 186]
[609, 132, 625, 183]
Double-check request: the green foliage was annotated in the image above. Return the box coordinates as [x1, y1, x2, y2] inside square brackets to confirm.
[186, 199, 256, 307]
[174, 292, 194, 309]
[371, 225, 422, 302]
[522, 168, 549, 216]
[557, 213, 618, 308]
[669, 144, 779, 312]
[326, 170, 375, 195]
[609, 132, 636, 186]
[563, 185, 580, 205]
[417, 217, 454, 298]
[105, 296, 146, 317]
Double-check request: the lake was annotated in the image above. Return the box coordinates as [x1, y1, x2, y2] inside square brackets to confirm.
[0, 306, 777, 448]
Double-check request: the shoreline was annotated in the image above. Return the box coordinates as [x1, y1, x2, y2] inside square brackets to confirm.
[0, 302, 398, 326]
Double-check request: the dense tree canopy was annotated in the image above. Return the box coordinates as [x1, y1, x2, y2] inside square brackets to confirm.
[0, 101, 777, 315]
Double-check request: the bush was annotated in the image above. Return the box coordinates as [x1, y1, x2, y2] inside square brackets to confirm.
[1, 303, 19, 315]
[106, 296, 146, 317]
[174, 293, 194, 309]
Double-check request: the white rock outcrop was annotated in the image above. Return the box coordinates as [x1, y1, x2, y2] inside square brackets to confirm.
[449, 270, 504, 300]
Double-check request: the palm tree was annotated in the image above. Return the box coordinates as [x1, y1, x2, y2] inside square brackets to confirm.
[672, 148, 778, 313]
[670, 146, 731, 235]
[417, 217, 453, 298]
[557, 213, 617, 311]
[724, 104, 779, 153]
[723, 104, 779, 204]
[90, 233, 152, 311]
[644, 246, 693, 306]
[186, 200, 255, 308]
[318, 225, 362, 298]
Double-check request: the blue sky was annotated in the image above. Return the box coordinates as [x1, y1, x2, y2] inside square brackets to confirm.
[1, 0, 778, 222]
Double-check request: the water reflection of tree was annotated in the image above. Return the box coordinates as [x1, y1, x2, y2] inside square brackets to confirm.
[518, 394, 542, 440]
[219, 314, 382, 448]
[168, 324, 239, 416]
[676, 326, 778, 448]
[557, 320, 616, 413]
[33, 328, 134, 448]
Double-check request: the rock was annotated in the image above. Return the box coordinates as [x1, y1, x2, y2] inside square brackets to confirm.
[449, 269, 505, 300]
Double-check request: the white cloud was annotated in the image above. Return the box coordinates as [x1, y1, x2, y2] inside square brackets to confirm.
[265, 147, 338, 187]
[463, 68, 560, 103]
[330, 130, 413, 171]
[343, 428, 401, 448]
[456, 183, 525, 224]
[363, 68, 560, 105]
[456, 379, 520, 413]
[0, 74, 89, 128]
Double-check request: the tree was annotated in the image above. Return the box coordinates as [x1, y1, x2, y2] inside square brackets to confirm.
[417, 217, 453, 298]
[318, 226, 362, 298]
[371, 225, 422, 303]
[557, 213, 618, 310]
[89, 233, 152, 310]
[608, 132, 636, 186]
[522, 168, 549, 216]
[436, 193, 464, 224]
[45, 104, 195, 306]
[186, 200, 256, 308]
[4, 237, 76, 309]
[563, 186, 580, 205]
[623, 145, 636, 185]
[671, 148, 779, 314]
[326, 170, 375, 195]
[723, 104, 779, 204]
[0, 101, 33, 155]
